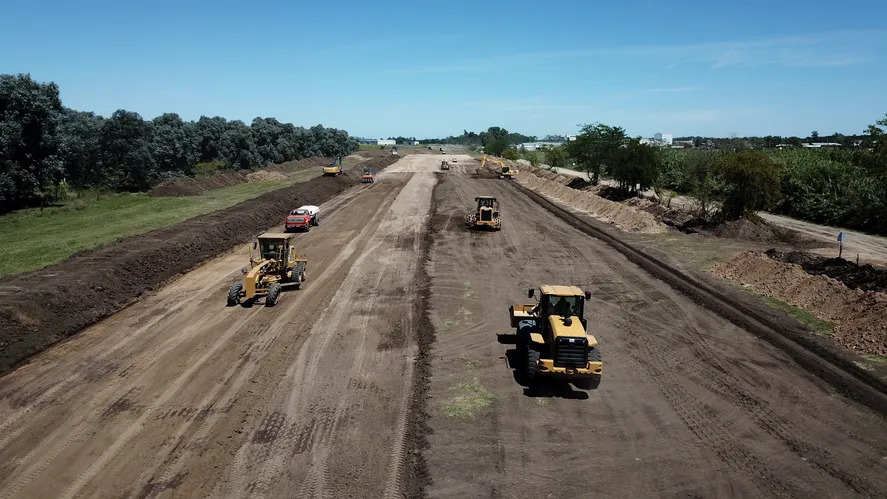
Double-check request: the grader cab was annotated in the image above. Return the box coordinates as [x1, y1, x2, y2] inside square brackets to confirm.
[465, 196, 502, 231]
[508, 285, 602, 389]
[227, 233, 307, 307]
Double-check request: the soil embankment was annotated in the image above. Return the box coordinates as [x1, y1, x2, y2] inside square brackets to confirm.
[0, 154, 401, 376]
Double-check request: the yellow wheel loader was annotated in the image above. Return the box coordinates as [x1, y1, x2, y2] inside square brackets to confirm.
[465, 196, 502, 231]
[508, 285, 602, 389]
[227, 232, 307, 307]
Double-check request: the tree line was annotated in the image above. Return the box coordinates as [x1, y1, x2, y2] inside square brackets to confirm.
[0, 73, 359, 211]
[525, 118, 887, 233]
[418, 127, 537, 153]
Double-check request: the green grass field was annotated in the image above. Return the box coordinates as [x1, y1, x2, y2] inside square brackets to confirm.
[0, 173, 316, 277]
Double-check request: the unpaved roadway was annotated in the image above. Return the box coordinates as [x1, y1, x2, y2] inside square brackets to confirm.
[1, 154, 886, 498]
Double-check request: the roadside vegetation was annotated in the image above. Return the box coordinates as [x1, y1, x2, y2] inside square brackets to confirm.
[0, 73, 359, 212]
[0, 175, 314, 276]
[511, 115, 887, 234]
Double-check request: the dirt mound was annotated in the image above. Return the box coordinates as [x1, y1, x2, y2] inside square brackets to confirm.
[246, 170, 286, 182]
[150, 171, 248, 196]
[0, 154, 403, 376]
[712, 251, 887, 356]
[150, 157, 333, 197]
[697, 217, 824, 248]
[766, 250, 887, 293]
[265, 156, 331, 173]
[515, 169, 667, 234]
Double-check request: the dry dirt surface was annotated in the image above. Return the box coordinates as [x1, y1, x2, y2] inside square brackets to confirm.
[424, 166, 887, 497]
[0, 154, 437, 498]
[1, 154, 887, 498]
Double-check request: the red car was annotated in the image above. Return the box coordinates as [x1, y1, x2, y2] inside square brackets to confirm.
[285, 206, 319, 232]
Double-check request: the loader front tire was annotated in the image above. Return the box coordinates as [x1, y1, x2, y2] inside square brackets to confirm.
[227, 283, 242, 306]
[266, 283, 281, 307]
[525, 348, 541, 383]
[575, 346, 602, 390]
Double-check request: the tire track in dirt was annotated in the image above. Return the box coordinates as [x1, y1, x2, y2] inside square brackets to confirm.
[0, 169, 413, 498]
[212, 166, 438, 498]
[422, 172, 887, 498]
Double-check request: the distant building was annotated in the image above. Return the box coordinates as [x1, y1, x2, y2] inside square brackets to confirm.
[377, 139, 396, 146]
[653, 133, 673, 145]
[519, 141, 564, 151]
[565, 134, 578, 142]
[802, 142, 842, 148]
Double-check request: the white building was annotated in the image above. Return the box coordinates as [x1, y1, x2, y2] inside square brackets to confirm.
[653, 133, 673, 145]
[377, 139, 396, 146]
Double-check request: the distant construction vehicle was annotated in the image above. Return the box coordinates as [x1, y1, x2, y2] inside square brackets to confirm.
[227, 232, 307, 307]
[322, 156, 343, 176]
[465, 196, 502, 231]
[361, 167, 375, 183]
[509, 286, 602, 389]
[440, 160, 450, 170]
[285, 205, 319, 232]
[481, 154, 516, 179]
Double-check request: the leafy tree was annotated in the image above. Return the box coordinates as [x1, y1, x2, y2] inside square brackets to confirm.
[219, 120, 261, 170]
[611, 140, 662, 193]
[101, 110, 156, 191]
[193, 116, 228, 163]
[0, 73, 63, 208]
[566, 122, 626, 184]
[523, 150, 539, 167]
[544, 145, 569, 170]
[151, 113, 197, 177]
[57, 109, 104, 189]
[485, 137, 508, 156]
[502, 148, 520, 160]
[811, 130, 819, 141]
[714, 151, 781, 220]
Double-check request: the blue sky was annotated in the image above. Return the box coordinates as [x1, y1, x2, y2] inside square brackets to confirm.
[2, 0, 886, 139]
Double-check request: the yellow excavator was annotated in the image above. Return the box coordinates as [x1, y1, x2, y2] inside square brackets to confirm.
[480, 154, 517, 179]
[322, 155, 343, 176]
[227, 233, 307, 307]
[509, 285, 602, 389]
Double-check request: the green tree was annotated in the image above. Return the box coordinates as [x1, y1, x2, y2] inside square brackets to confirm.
[485, 137, 508, 156]
[611, 140, 662, 193]
[566, 122, 626, 184]
[502, 148, 520, 160]
[544, 145, 569, 170]
[100, 110, 156, 191]
[151, 113, 198, 176]
[57, 109, 104, 189]
[523, 149, 539, 167]
[714, 151, 781, 220]
[0, 73, 64, 209]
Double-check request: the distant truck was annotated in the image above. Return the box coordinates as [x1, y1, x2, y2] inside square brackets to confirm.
[285, 205, 320, 232]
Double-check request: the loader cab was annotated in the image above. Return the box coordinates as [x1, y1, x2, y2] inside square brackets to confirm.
[475, 196, 499, 222]
[528, 286, 592, 335]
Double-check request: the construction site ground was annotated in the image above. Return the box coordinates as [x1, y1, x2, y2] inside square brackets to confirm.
[1, 154, 886, 498]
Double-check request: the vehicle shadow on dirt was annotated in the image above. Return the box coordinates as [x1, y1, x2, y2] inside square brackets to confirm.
[497, 334, 591, 400]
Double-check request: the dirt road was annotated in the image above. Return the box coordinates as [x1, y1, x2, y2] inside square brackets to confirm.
[1, 154, 886, 498]
[424, 163, 887, 497]
[0, 156, 436, 498]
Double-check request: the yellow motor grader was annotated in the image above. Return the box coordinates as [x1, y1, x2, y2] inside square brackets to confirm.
[508, 285, 602, 389]
[465, 196, 502, 231]
[227, 232, 307, 307]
